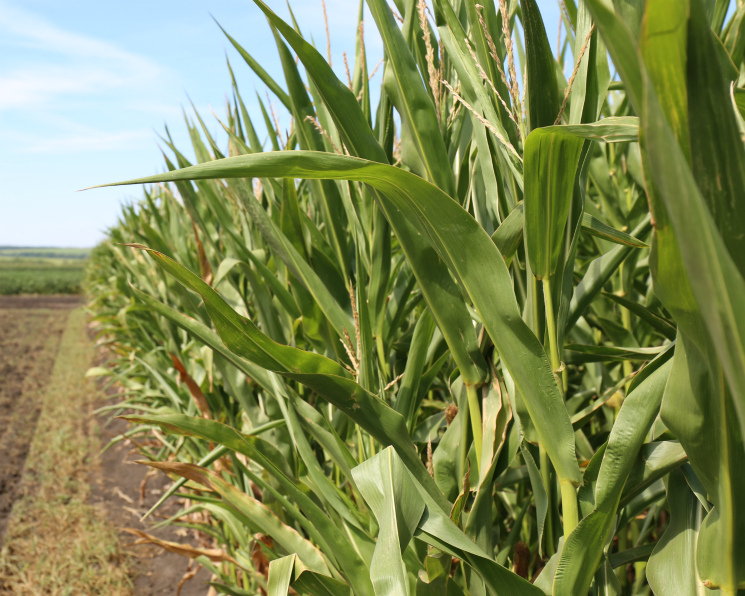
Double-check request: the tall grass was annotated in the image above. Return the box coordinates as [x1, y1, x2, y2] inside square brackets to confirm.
[87, 0, 745, 594]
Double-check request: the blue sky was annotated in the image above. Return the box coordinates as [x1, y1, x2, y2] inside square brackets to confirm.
[0, 0, 560, 248]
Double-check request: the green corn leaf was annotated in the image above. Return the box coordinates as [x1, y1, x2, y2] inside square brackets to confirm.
[364, 448, 544, 595]
[532, 547, 562, 595]
[523, 128, 584, 279]
[125, 250, 448, 513]
[583, 0, 644, 114]
[639, 8, 745, 587]
[365, 0, 455, 196]
[141, 460, 332, 576]
[491, 202, 524, 264]
[209, 581, 254, 596]
[619, 440, 688, 508]
[433, 411, 463, 503]
[250, 0, 382, 161]
[142, 420, 287, 522]
[230, 179, 353, 339]
[283, 396, 369, 530]
[662, 334, 745, 592]
[263, 550, 362, 596]
[568, 2, 610, 125]
[646, 469, 708, 596]
[465, 383, 513, 552]
[292, 571, 352, 596]
[724, 5, 745, 66]
[127, 245, 349, 378]
[565, 216, 652, 331]
[227, 60, 264, 153]
[553, 351, 673, 595]
[415, 551, 452, 595]
[267, 555, 295, 596]
[685, 6, 745, 282]
[249, 0, 487, 387]
[563, 344, 665, 364]
[602, 292, 676, 341]
[97, 150, 580, 488]
[521, 442, 548, 558]
[463, 0, 519, 144]
[431, 0, 524, 186]
[537, 117, 639, 143]
[290, 393, 359, 489]
[581, 213, 648, 248]
[129, 283, 279, 393]
[352, 447, 426, 596]
[491, 201, 646, 270]
[395, 309, 436, 427]
[130, 416, 375, 594]
[521, 0, 561, 131]
[217, 20, 292, 111]
[609, 543, 656, 569]
[271, 29, 349, 278]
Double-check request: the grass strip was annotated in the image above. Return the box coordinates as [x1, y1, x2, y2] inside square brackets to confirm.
[0, 308, 133, 594]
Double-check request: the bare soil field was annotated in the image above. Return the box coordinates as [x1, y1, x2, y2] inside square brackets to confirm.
[0, 299, 73, 545]
[0, 297, 210, 594]
[0, 295, 83, 310]
[90, 406, 212, 595]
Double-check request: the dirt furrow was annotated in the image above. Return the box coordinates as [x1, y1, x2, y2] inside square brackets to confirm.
[0, 302, 74, 546]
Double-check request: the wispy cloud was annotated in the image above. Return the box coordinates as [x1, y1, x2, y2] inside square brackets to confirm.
[0, 1, 163, 110]
[0, 123, 155, 152]
[0, 0, 388, 247]
[26, 129, 155, 153]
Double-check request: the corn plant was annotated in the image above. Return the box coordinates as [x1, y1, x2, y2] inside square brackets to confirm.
[87, 0, 745, 593]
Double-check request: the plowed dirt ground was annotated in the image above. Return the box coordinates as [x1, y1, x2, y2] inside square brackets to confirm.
[0, 297, 209, 595]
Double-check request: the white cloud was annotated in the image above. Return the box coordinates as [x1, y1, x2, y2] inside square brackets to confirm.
[0, 4, 154, 64]
[0, 124, 155, 152]
[0, 66, 131, 110]
[0, 1, 163, 110]
[24, 129, 154, 153]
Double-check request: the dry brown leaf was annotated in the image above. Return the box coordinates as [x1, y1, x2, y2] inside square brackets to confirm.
[123, 528, 239, 566]
[170, 353, 211, 418]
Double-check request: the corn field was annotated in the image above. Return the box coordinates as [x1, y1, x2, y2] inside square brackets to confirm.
[86, 0, 745, 594]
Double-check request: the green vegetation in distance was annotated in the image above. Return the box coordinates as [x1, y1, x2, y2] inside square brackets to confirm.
[0, 247, 90, 295]
[0, 247, 91, 260]
[86, 0, 745, 595]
